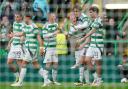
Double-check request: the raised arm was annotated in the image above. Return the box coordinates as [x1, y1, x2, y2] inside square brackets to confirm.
[74, 21, 89, 30]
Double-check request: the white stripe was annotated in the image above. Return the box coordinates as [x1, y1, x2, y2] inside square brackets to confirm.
[91, 39, 103, 42]
[25, 44, 37, 47]
[26, 34, 35, 37]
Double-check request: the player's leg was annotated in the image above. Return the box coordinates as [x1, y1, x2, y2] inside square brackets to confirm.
[74, 56, 85, 86]
[91, 48, 103, 86]
[80, 57, 90, 85]
[7, 49, 21, 83]
[11, 60, 28, 86]
[32, 60, 50, 85]
[42, 48, 53, 86]
[52, 51, 61, 85]
[95, 60, 102, 79]
[85, 47, 98, 85]
[80, 48, 90, 85]
[41, 62, 52, 87]
[71, 50, 80, 69]
[7, 58, 20, 82]
[11, 48, 31, 86]
[52, 62, 61, 85]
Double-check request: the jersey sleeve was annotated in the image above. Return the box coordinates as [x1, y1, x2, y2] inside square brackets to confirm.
[91, 18, 103, 29]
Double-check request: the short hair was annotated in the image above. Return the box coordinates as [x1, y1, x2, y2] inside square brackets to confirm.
[25, 13, 32, 19]
[14, 12, 22, 17]
[89, 6, 99, 13]
[72, 4, 82, 11]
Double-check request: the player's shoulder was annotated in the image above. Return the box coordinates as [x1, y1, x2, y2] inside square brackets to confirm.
[94, 17, 103, 25]
[32, 23, 38, 28]
[81, 13, 88, 18]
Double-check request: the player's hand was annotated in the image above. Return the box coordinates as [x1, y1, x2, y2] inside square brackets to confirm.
[75, 41, 80, 50]
[40, 47, 44, 56]
[79, 44, 85, 50]
[8, 32, 14, 38]
[6, 44, 11, 51]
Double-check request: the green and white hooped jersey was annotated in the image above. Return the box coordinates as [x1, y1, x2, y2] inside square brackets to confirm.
[90, 17, 104, 48]
[41, 22, 58, 48]
[23, 23, 39, 52]
[69, 13, 91, 48]
[12, 22, 24, 46]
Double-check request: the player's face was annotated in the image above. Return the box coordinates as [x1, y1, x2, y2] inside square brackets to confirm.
[89, 10, 95, 18]
[74, 9, 80, 18]
[24, 17, 31, 24]
[69, 13, 76, 24]
[15, 14, 22, 22]
[49, 14, 56, 22]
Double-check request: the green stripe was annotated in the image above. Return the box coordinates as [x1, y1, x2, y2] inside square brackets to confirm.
[14, 23, 22, 26]
[13, 38, 20, 41]
[13, 43, 21, 45]
[96, 31, 104, 34]
[48, 25, 57, 28]
[91, 36, 103, 39]
[44, 39, 56, 42]
[25, 46, 37, 49]
[26, 36, 36, 39]
[90, 46, 104, 48]
[26, 41, 37, 44]
[44, 45, 56, 48]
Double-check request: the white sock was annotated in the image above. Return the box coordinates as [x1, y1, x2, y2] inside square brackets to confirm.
[52, 69, 57, 82]
[39, 68, 49, 83]
[38, 68, 44, 77]
[75, 51, 80, 65]
[18, 68, 27, 83]
[79, 66, 84, 82]
[14, 72, 19, 78]
[84, 69, 90, 84]
[93, 72, 98, 80]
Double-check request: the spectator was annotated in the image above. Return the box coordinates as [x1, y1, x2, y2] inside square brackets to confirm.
[33, 0, 49, 22]
[0, 15, 12, 50]
[1, 4, 14, 23]
[48, 0, 71, 19]
[105, 17, 118, 55]
[20, 0, 31, 17]
[3, 0, 20, 11]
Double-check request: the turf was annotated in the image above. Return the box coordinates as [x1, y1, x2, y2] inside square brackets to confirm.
[0, 82, 128, 89]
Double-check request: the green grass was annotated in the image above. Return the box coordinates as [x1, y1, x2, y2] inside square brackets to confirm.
[0, 82, 128, 89]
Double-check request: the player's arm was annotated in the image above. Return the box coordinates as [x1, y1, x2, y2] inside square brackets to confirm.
[13, 32, 24, 37]
[79, 28, 96, 43]
[74, 21, 89, 30]
[6, 38, 13, 50]
[37, 33, 44, 55]
[79, 37, 91, 50]
[43, 30, 59, 38]
[68, 25, 78, 35]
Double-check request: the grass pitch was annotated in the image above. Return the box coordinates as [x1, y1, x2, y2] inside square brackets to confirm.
[0, 82, 128, 89]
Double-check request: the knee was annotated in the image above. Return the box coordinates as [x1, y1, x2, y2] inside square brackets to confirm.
[21, 62, 27, 68]
[53, 63, 58, 69]
[7, 59, 13, 65]
[33, 63, 40, 69]
[46, 63, 51, 69]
